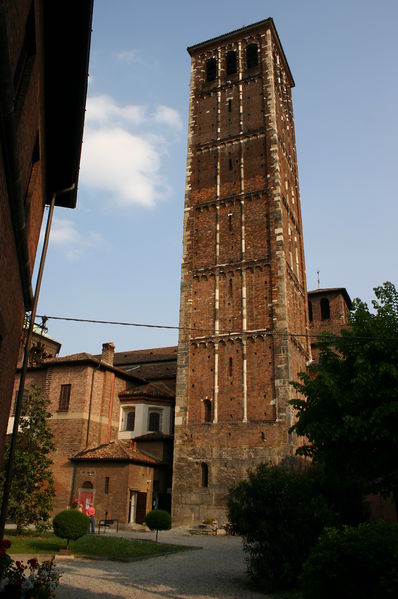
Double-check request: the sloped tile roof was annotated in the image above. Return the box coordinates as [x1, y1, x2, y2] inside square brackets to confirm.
[120, 381, 175, 400]
[112, 346, 178, 366]
[71, 441, 160, 465]
[125, 361, 177, 381]
[36, 353, 145, 383]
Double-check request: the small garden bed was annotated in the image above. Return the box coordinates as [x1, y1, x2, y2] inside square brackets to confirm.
[5, 531, 188, 561]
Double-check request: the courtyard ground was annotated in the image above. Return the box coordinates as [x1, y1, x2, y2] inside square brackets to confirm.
[55, 526, 266, 598]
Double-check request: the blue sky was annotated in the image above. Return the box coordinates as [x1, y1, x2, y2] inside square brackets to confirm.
[36, 0, 398, 356]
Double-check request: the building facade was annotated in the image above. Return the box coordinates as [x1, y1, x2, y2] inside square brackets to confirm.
[10, 342, 175, 526]
[0, 0, 92, 463]
[172, 19, 311, 524]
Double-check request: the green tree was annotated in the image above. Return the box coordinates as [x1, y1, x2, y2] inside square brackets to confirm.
[291, 282, 398, 515]
[227, 461, 336, 593]
[1, 385, 56, 532]
[144, 509, 171, 542]
[53, 510, 90, 550]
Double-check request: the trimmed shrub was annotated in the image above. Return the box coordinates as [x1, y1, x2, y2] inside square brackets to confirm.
[53, 509, 90, 549]
[301, 521, 398, 599]
[228, 461, 336, 593]
[144, 509, 171, 542]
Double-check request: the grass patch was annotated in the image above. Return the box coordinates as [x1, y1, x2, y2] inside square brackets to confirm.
[4, 531, 188, 561]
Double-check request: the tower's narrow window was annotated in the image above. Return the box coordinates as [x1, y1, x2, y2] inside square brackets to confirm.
[229, 158, 232, 170]
[321, 298, 330, 320]
[228, 213, 232, 231]
[228, 99, 232, 112]
[203, 399, 212, 422]
[229, 357, 233, 377]
[201, 462, 209, 487]
[246, 43, 258, 69]
[105, 477, 109, 494]
[206, 57, 217, 82]
[226, 50, 237, 75]
[308, 300, 313, 322]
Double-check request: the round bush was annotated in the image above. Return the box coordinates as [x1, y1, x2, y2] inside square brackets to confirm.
[144, 509, 171, 541]
[301, 521, 398, 599]
[53, 509, 90, 548]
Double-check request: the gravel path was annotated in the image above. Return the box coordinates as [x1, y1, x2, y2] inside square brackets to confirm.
[54, 527, 266, 598]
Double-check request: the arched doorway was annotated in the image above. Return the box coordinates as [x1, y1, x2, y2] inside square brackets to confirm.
[79, 480, 94, 512]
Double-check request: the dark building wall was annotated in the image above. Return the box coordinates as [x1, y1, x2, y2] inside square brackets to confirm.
[0, 0, 92, 465]
[0, 0, 44, 462]
[173, 19, 311, 524]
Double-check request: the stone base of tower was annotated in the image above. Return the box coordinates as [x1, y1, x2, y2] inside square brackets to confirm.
[171, 421, 297, 526]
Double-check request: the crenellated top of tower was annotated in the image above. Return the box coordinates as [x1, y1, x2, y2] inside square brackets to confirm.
[187, 17, 295, 87]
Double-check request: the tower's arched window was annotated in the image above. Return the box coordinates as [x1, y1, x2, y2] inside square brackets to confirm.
[226, 50, 237, 75]
[203, 399, 212, 423]
[148, 411, 160, 432]
[308, 300, 313, 322]
[321, 298, 330, 320]
[246, 43, 258, 69]
[206, 57, 217, 82]
[201, 462, 209, 487]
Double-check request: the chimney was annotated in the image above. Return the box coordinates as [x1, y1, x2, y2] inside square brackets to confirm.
[101, 342, 115, 366]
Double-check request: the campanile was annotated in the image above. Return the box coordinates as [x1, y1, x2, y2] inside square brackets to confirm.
[172, 19, 311, 524]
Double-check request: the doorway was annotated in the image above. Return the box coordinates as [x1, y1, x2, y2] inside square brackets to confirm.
[128, 490, 137, 523]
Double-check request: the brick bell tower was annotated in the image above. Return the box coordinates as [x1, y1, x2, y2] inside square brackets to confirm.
[172, 19, 311, 524]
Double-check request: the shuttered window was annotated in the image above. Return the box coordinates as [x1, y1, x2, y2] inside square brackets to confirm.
[58, 384, 71, 411]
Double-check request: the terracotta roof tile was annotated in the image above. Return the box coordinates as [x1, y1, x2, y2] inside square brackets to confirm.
[112, 346, 178, 366]
[119, 381, 175, 400]
[71, 441, 160, 465]
[37, 353, 146, 383]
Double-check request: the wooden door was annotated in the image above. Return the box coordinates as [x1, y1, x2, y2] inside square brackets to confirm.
[135, 492, 147, 524]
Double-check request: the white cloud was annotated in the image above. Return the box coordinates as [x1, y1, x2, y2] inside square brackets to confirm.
[80, 95, 180, 208]
[153, 105, 183, 130]
[85, 95, 146, 126]
[48, 217, 102, 261]
[115, 49, 140, 64]
[81, 127, 166, 207]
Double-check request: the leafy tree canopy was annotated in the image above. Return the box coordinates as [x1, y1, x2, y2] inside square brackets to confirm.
[290, 282, 398, 508]
[1, 385, 56, 532]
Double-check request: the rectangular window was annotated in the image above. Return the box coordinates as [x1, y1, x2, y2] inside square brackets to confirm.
[11, 389, 29, 416]
[105, 477, 109, 495]
[148, 411, 161, 432]
[58, 384, 71, 411]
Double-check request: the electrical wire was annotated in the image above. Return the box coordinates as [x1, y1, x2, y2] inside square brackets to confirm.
[34, 314, 398, 342]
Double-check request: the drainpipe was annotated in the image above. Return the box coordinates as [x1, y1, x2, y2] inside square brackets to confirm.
[106, 373, 115, 444]
[0, 183, 75, 540]
[85, 363, 100, 448]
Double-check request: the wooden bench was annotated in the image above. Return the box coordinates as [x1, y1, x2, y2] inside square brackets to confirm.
[97, 518, 119, 534]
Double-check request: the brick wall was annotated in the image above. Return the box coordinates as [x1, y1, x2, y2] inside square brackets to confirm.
[0, 0, 47, 462]
[308, 289, 351, 361]
[173, 20, 311, 524]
